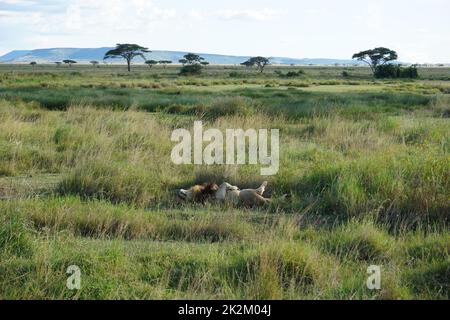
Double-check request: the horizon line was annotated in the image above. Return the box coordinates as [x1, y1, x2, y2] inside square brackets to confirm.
[1, 46, 449, 65]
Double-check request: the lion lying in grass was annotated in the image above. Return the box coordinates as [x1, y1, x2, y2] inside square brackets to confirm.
[177, 181, 271, 207]
[177, 183, 219, 204]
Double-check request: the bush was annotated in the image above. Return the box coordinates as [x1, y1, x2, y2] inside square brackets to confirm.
[275, 70, 305, 78]
[375, 64, 419, 79]
[400, 65, 419, 78]
[179, 64, 202, 76]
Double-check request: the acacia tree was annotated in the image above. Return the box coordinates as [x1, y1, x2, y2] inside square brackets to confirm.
[145, 60, 158, 69]
[179, 53, 207, 75]
[90, 60, 99, 68]
[30, 61, 37, 69]
[183, 53, 204, 65]
[158, 60, 172, 68]
[104, 44, 150, 72]
[63, 59, 77, 67]
[352, 47, 398, 74]
[200, 61, 210, 67]
[242, 56, 270, 73]
[54, 61, 62, 67]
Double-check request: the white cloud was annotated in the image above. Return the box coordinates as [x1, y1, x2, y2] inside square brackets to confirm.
[215, 8, 280, 21]
[187, 9, 203, 20]
[0, 0, 178, 34]
[186, 8, 281, 22]
[0, 0, 36, 5]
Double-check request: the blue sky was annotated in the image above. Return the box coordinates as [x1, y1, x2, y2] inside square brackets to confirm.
[0, 0, 449, 63]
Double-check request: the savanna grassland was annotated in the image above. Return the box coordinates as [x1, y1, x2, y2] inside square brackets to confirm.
[0, 64, 449, 299]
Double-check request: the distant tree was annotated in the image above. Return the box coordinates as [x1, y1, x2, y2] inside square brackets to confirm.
[158, 60, 172, 68]
[200, 61, 210, 67]
[90, 60, 99, 68]
[54, 61, 62, 67]
[30, 61, 37, 69]
[104, 43, 150, 72]
[352, 47, 398, 74]
[241, 56, 270, 73]
[178, 53, 206, 76]
[183, 53, 204, 65]
[63, 59, 77, 67]
[145, 60, 158, 69]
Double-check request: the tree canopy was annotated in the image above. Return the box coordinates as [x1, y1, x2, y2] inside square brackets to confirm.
[62, 59, 77, 66]
[241, 56, 270, 73]
[158, 60, 172, 68]
[178, 53, 207, 75]
[145, 60, 158, 68]
[182, 53, 205, 65]
[104, 44, 150, 72]
[352, 47, 398, 72]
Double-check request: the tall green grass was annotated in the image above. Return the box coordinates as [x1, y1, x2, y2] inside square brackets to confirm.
[0, 65, 448, 299]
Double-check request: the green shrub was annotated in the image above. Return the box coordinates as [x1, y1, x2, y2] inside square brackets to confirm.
[179, 64, 202, 76]
[375, 64, 419, 79]
[275, 70, 305, 78]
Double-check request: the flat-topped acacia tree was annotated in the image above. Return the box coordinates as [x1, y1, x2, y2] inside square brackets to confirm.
[63, 59, 77, 67]
[179, 53, 207, 75]
[104, 44, 150, 72]
[158, 60, 172, 68]
[241, 56, 270, 73]
[183, 53, 204, 65]
[145, 60, 158, 69]
[352, 47, 398, 74]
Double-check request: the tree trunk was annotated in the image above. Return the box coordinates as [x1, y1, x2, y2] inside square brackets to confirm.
[127, 58, 131, 72]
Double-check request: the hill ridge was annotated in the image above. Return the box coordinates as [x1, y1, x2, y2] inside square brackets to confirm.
[0, 47, 362, 65]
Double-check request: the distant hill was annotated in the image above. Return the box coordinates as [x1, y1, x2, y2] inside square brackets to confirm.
[0, 47, 364, 66]
[0, 50, 33, 61]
